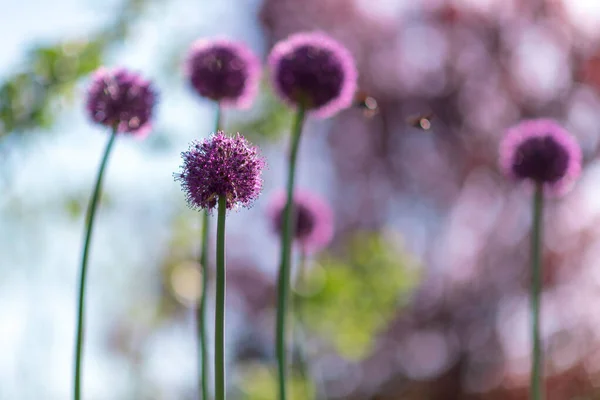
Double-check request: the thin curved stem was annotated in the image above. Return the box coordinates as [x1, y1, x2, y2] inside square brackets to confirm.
[74, 128, 117, 400]
[530, 183, 544, 400]
[276, 106, 306, 400]
[215, 195, 227, 400]
[197, 103, 222, 399]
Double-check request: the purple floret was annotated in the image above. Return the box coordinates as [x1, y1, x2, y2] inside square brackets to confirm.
[499, 119, 582, 194]
[268, 32, 358, 118]
[176, 131, 266, 211]
[267, 189, 334, 253]
[86, 67, 156, 136]
[185, 38, 261, 109]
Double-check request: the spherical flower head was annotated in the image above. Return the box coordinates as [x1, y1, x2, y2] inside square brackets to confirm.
[267, 189, 334, 253]
[184, 38, 261, 109]
[499, 119, 582, 195]
[86, 67, 156, 136]
[267, 32, 358, 118]
[175, 131, 265, 211]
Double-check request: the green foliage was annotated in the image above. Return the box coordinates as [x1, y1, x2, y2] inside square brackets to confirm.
[229, 76, 294, 143]
[0, 0, 159, 138]
[237, 363, 315, 400]
[0, 39, 107, 135]
[298, 231, 420, 360]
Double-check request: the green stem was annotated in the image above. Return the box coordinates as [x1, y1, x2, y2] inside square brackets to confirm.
[293, 250, 309, 380]
[530, 183, 544, 400]
[215, 195, 227, 400]
[198, 210, 210, 400]
[276, 106, 306, 400]
[196, 103, 221, 400]
[74, 128, 117, 400]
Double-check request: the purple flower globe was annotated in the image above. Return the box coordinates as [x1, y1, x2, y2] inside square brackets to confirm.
[176, 131, 265, 211]
[499, 119, 582, 194]
[267, 32, 358, 118]
[267, 189, 334, 253]
[86, 67, 156, 136]
[184, 38, 261, 109]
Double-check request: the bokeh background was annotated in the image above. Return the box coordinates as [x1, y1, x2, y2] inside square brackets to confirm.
[4, 0, 600, 399]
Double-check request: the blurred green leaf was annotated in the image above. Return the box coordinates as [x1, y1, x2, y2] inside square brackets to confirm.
[236, 363, 315, 400]
[0, 0, 160, 138]
[299, 231, 420, 360]
[65, 196, 84, 219]
[229, 76, 294, 143]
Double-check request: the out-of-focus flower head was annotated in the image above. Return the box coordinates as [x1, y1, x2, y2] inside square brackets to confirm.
[267, 32, 358, 118]
[499, 119, 582, 195]
[86, 67, 156, 136]
[175, 131, 266, 211]
[267, 188, 334, 253]
[184, 38, 261, 109]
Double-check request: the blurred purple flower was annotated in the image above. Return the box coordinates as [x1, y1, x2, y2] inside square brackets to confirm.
[86, 67, 156, 136]
[175, 131, 266, 211]
[499, 119, 582, 195]
[267, 189, 334, 253]
[184, 38, 261, 109]
[267, 32, 358, 118]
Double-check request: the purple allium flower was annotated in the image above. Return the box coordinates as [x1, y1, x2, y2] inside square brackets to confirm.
[267, 32, 358, 118]
[86, 67, 156, 136]
[176, 131, 265, 211]
[184, 38, 261, 109]
[267, 189, 334, 253]
[499, 119, 582, 194]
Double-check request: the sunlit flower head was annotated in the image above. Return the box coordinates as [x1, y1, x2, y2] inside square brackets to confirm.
[267, 32, 358, 118]
[499, 119, 582, 194]
[175, 131, 265, 211]
[86, 67, 156, 136]
[267, 189, 334, 253]
[185, 38, 261, 109]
